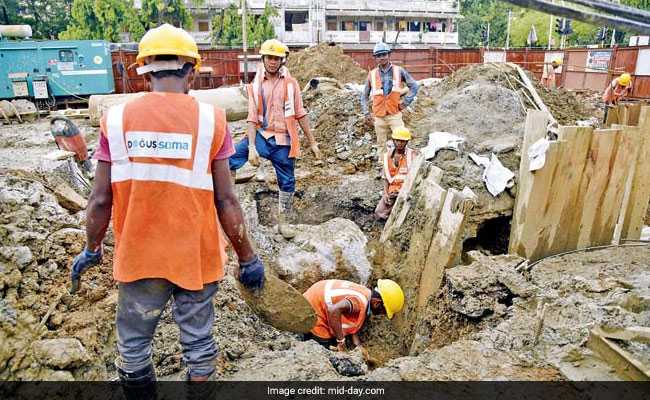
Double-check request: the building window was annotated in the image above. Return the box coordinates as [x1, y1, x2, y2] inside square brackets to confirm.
[341, 20, 356, 31]
[198, 20, 210, 32]
[375, 20, 384, 31]
[326, 16, 337, 31]
[285, 11, 308, 31]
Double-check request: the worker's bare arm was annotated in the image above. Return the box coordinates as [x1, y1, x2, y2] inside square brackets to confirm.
[85, 161, 112, 251]
[326, 299, 353, 347]
[211, 158, 256, 262]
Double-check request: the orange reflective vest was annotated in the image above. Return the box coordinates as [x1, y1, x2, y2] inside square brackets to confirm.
[303, 279, 372, 339]
[369, 65, 402, 117]
[103, 93, 228, 290]
[384, 147, 414, 194]
[248, 66, 301, 158]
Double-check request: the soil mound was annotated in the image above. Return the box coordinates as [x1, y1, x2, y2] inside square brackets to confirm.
[287, 44, 368, 88]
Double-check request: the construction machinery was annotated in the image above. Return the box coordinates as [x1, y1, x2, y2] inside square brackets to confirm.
[0, 25, 115, 108]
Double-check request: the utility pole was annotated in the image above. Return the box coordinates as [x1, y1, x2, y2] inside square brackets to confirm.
[506, 9, 512, 49]
[548, 14, 553, 49]
[242, 0, 248, 84]
[487, 23, 491, 50]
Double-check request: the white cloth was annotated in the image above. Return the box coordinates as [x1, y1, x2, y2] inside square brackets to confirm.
[422, 132, 465, 160]
[527, 138, 550, 172]
[469, 152, 515, 197]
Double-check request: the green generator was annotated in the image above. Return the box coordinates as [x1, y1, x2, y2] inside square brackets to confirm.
[0, 36, 115, 101]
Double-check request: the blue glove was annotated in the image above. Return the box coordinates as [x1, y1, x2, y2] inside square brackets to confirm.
[239, 255, 265, 291]
[70, 247, 102, 293]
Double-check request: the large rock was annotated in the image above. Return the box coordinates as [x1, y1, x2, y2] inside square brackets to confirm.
[225, 341, 345, 380]
[273, 218, 372, 292]
[32, 338, 89, 369]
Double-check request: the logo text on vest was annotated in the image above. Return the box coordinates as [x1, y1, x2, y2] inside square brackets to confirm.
[125, 132, 193, 159]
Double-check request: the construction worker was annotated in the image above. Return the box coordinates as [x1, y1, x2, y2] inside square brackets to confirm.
[302, 279, 404, 353]
[361, 42, 419, 152]
[375, 127, 417, 220]
[50, 116, 94, 176]
[541, 58, 562, 89]
[603, 73, 632, 105]
[229, 39, 322, 240]
[69, 24, 264, 394]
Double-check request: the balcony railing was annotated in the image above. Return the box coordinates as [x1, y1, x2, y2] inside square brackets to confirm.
[192, 0, 458, 12]
[325, 30, 458, 44]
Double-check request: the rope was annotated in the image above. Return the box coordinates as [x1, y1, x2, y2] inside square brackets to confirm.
[48, 79, 89, 102]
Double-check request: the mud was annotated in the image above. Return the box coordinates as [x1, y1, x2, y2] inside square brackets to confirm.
[287, 44, 368, 88]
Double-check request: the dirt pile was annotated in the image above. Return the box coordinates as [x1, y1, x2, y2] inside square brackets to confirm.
[287, 44, 368, 88]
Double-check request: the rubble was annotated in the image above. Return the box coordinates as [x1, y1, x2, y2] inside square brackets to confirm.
[287, 44, 368, 88]
[31, 338, 89, 369]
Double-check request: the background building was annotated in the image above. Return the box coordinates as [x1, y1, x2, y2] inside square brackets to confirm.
[187, 0, 460, 48]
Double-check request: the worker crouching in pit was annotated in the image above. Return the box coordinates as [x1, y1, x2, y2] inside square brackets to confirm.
[375, 127, 417, 220]
[69, 24, 265, 397]
[302, 279, 405, 359]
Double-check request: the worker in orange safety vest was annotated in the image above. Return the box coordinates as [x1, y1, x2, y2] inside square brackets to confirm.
[602, 73, 633, 123]
[375, 127, 417, 220]
[68, 24, 264, 397]
[303, 279, 405, 356]
[361, 42, 419, 153]
[541, 58, 562, 89]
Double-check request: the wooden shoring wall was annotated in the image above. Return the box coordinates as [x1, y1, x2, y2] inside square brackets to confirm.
[509, 106, 650, 261]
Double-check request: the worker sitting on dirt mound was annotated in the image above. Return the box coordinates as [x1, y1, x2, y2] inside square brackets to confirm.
[375, 127, 417, 220]
[541, 58, 562, 89]
[50, 116, 94, 176]
[70, 24, 264, 394]
[230, 39, 322, 240]
[603, 73, 632, 105]
[361, 42, 419, 152]
[303, 279, 404, 355]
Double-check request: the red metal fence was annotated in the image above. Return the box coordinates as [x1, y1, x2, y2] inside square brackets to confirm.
[111, 45, 650, 98]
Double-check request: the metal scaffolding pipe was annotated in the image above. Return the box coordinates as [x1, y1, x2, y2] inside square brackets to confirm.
[501, 0, 650, 35]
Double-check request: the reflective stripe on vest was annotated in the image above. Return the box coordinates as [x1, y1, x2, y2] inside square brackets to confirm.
[323, 280, 369, 333]
[106, 101, 215, 191]
[370, 66, 402, 97]
[384, 148, 413, 184]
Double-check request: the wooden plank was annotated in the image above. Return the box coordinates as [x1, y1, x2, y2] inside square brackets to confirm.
[622, 106, 650, 239]
[598, 326, 650, 344]
[417, 187, 476, 310]
[592, 125, 637, 244]
[576, 128, 621, 249]
[612, 125, 642, 244]
[510, 142, 563, 260]
[588, 328, 650, 381]
[509, 111, 550, 256]
[545, 126, 593, 255]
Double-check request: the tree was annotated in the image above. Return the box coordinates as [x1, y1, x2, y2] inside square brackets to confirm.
[60, 0, 145, 42]
[211, 2, 277, 48]
[0, 0, 73, 39]
[458, 0, 510, 48]
[139, 0, 193, 30]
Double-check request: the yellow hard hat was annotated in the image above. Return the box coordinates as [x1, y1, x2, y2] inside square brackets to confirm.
[260, 39, 287, 58]
[391, 127, 412, 141]
[376, 279, 404, 320]
[136, 24, 201, 69]
[619, 73, 632, 87]
[552, 58, 562, 65]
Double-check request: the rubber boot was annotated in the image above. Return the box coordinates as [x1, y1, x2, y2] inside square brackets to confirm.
[185, 370, 217, 400]
[117, 363, 157, 400]
[278, 191, 297, 240]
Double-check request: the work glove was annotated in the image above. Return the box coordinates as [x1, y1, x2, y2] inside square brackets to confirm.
[248, 146, 260, 167]
[239, 255, 265, 291]
[310, 143, 322, 160]
[365, 113, 374, 128]
[70, 246, 102, 294]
